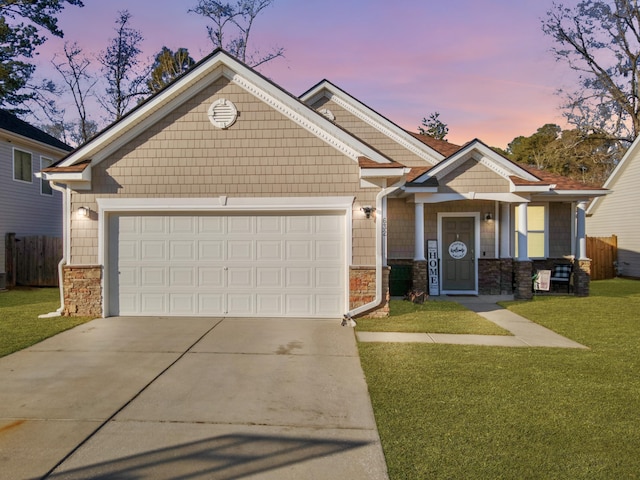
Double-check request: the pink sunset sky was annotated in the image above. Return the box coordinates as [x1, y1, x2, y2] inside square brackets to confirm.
[35, 0, 580, 149]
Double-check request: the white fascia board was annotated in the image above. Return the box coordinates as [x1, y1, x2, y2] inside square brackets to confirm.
[412, 192, 531, 203]
[402, 186, 439, 194]
[534, 190, 610, 202]
[40, 169, 92, 190]
[510, 184, 553, 193]
[359, 167, 407, 179]
[300, 81, 443, 165]
[97, 196, 356, 213]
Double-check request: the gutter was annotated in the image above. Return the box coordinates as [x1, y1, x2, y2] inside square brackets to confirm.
[342, 183, 402, 325]
[39, 181, 69, 318]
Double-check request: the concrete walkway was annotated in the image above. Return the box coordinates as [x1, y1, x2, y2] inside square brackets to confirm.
[0, 317, 388, 480]
[357, 295, 588, 349]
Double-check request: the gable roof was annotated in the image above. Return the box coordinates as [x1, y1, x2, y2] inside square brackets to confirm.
[0, 109, 72, 152]
[45, 50, 398, 187]
[404, 131, 462, 157]
[300, 80, 444, 166]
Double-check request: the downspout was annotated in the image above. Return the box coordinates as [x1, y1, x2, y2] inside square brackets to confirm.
[342, 183, 402, 325]
[39, 181, 69, 318]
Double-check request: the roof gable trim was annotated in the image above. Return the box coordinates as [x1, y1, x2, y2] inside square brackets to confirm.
[301, 81, 443, 165]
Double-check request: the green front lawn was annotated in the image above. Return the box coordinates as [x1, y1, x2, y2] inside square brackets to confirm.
[356, 299, 510, 335]
[0, 288, 94, 357]
[359, 279, 640, 479]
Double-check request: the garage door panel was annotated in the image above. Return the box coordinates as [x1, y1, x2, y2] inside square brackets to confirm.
[228, 294, 253, 315]
[256, 268, 282, 288]
[170, 294, 195, 314]
[286, 241, 312, 261]
[285, 295, 313, 316]
[257, 216, 283, 234]
[141, 217, 165, 234]
[141, 241, 166, 261]
[198, 267, 224, 287]
[119, 267, 138, 287]
[199, 240, 224, 261]
[170, 216, 196, 234]
[111, 213, 346, 317]
[227, 267, 253, 288]
[198, 294, 224, 314]
[199, 216, 224, 234]
[256, 294, 282, 315]
[141, 293, 166, 314]
[286, 268, 312, 288]
[316, 268, 343, 288]
[227, 240, 253, 261]
[316, 240, 342, 261]
[170, 241, 196, 261]
[286, 216, 312, 234]
[256, 241, 282, 260]
[170, 267, 195, 287]
[228, 216, 253, 234]
[141, 267, 166, 287]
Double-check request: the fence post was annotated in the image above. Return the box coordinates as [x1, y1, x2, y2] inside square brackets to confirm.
[5, 233, 16, 288]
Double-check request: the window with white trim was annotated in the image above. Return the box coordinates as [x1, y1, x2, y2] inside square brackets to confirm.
[13, 149, 32, 183]
[41, 157, 53, 195]
[514, 204, 547, 258]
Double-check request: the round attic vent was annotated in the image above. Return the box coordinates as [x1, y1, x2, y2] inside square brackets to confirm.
[319, 108, 335, 121]
[208, 98, 238, 129]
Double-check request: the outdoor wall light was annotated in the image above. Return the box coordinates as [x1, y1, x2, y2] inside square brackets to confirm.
[484, 212, 493, 222]
[78, 206, 90, 218]
[361, 206, 376, 219]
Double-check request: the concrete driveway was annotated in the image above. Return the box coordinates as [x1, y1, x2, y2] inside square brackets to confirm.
[0, 317, 388, 479]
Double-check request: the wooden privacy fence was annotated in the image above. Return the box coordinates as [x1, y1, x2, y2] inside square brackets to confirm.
[5, 233, 63, 287]
[586, 235, 618, 280]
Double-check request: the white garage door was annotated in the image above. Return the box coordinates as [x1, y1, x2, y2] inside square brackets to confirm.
[108, 213, 346, 317]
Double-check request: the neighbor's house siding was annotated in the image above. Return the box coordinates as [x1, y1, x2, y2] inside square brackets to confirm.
[587, 146, 640, 278]
[0, 138, 63, 279]
[309, 97, 436, 168]
[68, 77, 378, 267]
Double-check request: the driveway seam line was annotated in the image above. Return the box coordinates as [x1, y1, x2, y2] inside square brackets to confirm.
[40, 317, 226, 479]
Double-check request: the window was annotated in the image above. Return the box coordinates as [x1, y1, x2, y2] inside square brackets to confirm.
[41, 157, 53, 195]
[13, 149, 32, 183]
[514, 205, 547, 258]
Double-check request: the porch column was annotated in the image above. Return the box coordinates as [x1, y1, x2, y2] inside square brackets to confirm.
[414, 202, 425, 261]
[517, 202, 529, 261]
[500, 202, 511, 258]
[576, 200, 588, 260]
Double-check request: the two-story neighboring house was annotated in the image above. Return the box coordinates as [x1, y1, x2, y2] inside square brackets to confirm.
[0, 110, 73, 289]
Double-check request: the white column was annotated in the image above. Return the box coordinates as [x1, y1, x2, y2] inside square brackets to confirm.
[576, 201, 588, 260]
[517, 202, 529, 261]
[500, 202, 511, 258]
[414, 202, 425, 261]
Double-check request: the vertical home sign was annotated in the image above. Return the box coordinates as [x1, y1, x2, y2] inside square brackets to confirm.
[427, 240, 439, 296]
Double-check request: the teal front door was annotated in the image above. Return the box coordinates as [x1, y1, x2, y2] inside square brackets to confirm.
[442, 217, 476, 292]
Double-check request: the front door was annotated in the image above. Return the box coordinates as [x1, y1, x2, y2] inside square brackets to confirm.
[442, 216, 476, 292]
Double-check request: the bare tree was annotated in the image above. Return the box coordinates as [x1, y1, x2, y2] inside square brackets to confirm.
[52, 42, 99, 144]
[542, 0, 640, 143]
[98, 10, 147, 121]
[190, 0, 284, 67]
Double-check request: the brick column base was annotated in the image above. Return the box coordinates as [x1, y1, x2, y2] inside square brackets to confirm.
[412, 261, 427, 292]
[349, 266, 390, 318]
[514, 260, 533, 300]
[574, 258, 591, 297]
[63, 265, 102, 317]
[500, 258, 514, 295]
